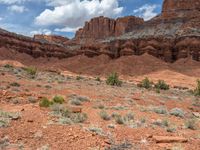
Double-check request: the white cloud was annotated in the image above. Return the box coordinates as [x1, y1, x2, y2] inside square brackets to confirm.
[55, 27, 80, 33]
[133, 4, 158, 21]
[8, 5, 28, 13]
[0, 17, 3, 21]
[0, 0, 28, 4]
[35, 0, 123, 32]
[30, 28, 52, 36]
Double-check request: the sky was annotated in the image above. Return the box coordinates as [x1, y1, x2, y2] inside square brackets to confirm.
[0, 0, 163, 38]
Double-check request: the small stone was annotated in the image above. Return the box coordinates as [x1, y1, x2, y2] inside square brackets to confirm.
[153, 136, 188, 143]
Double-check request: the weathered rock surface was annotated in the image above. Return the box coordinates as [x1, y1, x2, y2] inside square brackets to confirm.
[0, 0, 200, 63]
[0, 28, 75, 59]
[75, 16, 144, 41]
[34, 35, 69, 45]
[161, 0, 200, 20]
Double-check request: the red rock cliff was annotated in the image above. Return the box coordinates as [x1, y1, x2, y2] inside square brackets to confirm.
[75, 16, 144, 40]
[161, 0, 200, 20]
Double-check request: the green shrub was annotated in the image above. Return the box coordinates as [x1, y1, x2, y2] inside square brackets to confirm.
[139, 77, 153, 89]
[99, 110, 110, 121]
[24, 67, 37, 76]
[39, 97, 52, 107]
[106, 72, 122, 86]
[52, 95, 65, 104]
[194, 80, 200, 96]
[155, 80, 169, 90]
[4, 64, 13, 68]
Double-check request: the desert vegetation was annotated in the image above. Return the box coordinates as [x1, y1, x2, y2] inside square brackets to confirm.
[0, 65, 199, 150]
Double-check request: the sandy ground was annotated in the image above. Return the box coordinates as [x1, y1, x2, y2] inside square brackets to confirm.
[0, 62, 199, 150]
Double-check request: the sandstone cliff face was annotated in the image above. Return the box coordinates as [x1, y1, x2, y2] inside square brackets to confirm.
[0, 28, 75, 59]
[34, 35, 69, 45]
[0, 0, 199, 63]
[161, 0, 200, 20]
[75, 16, 144, 40]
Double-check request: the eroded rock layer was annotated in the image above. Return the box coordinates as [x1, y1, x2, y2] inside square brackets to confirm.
[34, 35, 69, 45]
[0, 0, 199, 63]
[0, 29, 75, 58]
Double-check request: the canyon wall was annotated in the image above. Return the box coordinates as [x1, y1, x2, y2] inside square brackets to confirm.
[75, 16, 144, 40]
[0, 0, 199, 62]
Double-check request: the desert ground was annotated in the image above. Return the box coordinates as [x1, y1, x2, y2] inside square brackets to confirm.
[0, 59, 199, 150]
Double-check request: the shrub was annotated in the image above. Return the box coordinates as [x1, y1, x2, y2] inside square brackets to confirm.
[170, 108, 185, 118]
[139, 77, 153, 89]
[114, 115, 124, 124]
[76, 76, 83, 80]
[155, 80, 169, 90]
[88, 126, 103, 135]
[52, 95, 64, 104]
[28, 97, 37, 103]
[95, 77, 101, 82]
[106, 72, 122, 86]
[166, 126, 176, 133]
[4, 64, 13, 68]
[194, 79, 200, 96]
[59, 117, 72, 125]
[10, 82, 20, 87]
[39, 97, 52, 107]
[70, 99, 82, 105]
[124, 112, 134, 121]
[70, 113, 87, 123]
[99, 110, 110, 121]
[24, 67, 37, 76]
[153, 106, 168, 114]
[185, 119, 198, 130]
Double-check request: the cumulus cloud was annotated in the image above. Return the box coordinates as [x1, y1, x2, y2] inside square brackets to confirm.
[133, 4, 158, 21]
[8, 5, 28, 13]
[35, 0, 123, 32]
[30, 28, 52, 36]
[0, 0, 28, 4]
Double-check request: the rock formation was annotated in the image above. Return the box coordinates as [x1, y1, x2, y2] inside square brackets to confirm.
[75, 16, 144, 40]
[0, 0, 199, 62]
[0, 28, 75, 59]
[34, 35, 69, 45]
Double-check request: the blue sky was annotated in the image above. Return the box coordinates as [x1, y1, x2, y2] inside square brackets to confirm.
[0, 0, 163, 38]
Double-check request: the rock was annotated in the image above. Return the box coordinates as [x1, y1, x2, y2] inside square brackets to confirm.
[34, 35, 69, 45]
[0, 0, 200, 63]
[153, 136, 188, 143]
[69, 106, 82, 113]
[193, 112, 200, 118]
[75, 16, 144, 40]
[162, 0, 200, 20]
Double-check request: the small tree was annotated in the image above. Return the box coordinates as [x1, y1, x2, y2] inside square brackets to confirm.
[106, 72, 122, 86]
